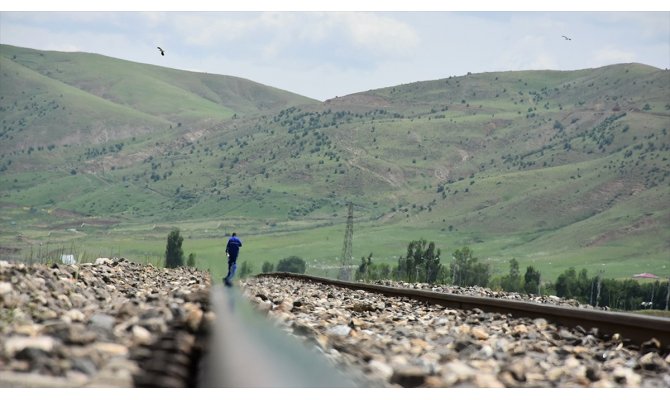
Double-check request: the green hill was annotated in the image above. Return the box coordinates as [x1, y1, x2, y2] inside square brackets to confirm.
[1, 45, 668, 282]
[0, 44, 317, 150]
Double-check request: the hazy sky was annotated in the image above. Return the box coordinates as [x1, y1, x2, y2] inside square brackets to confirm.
[1, 2, 669, 101]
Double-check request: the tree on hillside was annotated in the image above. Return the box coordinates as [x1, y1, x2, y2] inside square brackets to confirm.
[450, 246, 490, 287]
[356, 253, 392, 281]
[577, 268, 592, 302]
[356, 253, 373, 281]
[501, 258, 522, 292]
[554, 267, 592, 302]
[524, 265, 541, 295]
[276, 256, 307, 273]
[621, 279, 643, 310]
[165, 228, 184, 268]
[450, 247, 472, 286]
[424, 242, 442, 284]
[597, 277, 643, 310]
[396, 240, 442, 283]
[555, 267, 578, 299]
[370, 263, 392, 281]
[397, 241, 423, 282]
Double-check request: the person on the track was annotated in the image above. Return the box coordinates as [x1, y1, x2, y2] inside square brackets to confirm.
[224, 232, 242, 287]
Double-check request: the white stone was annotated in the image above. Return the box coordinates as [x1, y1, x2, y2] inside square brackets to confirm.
[368, 360, 394, 380]
[132, 325, 152, 345]
[63, 309, 86, 322]
[5, 336, 56, 357]
[0, 282, 12, 295]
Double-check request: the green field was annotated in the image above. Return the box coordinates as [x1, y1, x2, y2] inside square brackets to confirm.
[11, 216, 668, 285]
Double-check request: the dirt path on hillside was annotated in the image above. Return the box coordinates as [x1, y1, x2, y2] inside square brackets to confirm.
[339, 140, 408, 189]
[434, 147, 469, 181]
[457, 148, 470, 162]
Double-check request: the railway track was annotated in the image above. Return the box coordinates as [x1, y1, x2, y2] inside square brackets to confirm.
[257, 272, 670, 350]
[219, 273, 670, 388]
[197, 282, 358, 387]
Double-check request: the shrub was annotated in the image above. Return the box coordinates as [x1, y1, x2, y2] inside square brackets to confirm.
[276, 256, 307, 273]
[187, 253, 196, 267]
[261, 261, 275, 273]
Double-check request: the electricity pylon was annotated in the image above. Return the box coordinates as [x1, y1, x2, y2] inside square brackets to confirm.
[339, 202, 353, 281]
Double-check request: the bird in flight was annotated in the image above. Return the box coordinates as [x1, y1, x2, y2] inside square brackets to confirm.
[562, 35, 572, 41]
[157, 46, 165, 56]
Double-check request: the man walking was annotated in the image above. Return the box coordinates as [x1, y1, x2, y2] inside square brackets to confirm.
[224, 232, 242, 287]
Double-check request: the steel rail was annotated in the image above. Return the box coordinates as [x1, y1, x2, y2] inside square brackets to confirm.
[199, 282, 359, 388]
[262, 272, 670, 351]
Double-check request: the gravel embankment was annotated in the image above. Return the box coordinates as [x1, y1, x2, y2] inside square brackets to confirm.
[3, 262, 668, 389]
[0, 259, 211, 387]
[242, 275, 670, 388]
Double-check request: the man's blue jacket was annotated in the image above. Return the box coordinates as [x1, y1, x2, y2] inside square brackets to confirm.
[226, 236, 242, 258]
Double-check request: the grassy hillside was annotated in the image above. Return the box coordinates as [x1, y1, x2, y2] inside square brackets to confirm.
[0, 44, 318, 150]
[0, 46, 668, 283]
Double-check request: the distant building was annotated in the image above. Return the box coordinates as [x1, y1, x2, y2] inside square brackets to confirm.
[633, 272, 659, 279]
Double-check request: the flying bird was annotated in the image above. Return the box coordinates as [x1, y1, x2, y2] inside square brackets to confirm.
[157, 46, 165, 56]
[562, 35, 572, 41]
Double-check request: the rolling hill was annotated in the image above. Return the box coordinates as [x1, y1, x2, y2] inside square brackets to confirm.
[0, 44, 318, 150]
[1, 44, 668, 281]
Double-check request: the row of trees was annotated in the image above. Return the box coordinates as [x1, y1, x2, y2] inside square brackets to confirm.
[353, 239, 667, 311]
[164, 229, 668, 312]
[396, 240, 442, 283]
[232, 257, 308, 279]
[551, 267, 670, 310]
[495, 258, 542, 295]
[355, 240, 542, 295]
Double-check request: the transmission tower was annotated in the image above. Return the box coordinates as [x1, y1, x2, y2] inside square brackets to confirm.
[339, 202, 354, 281]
